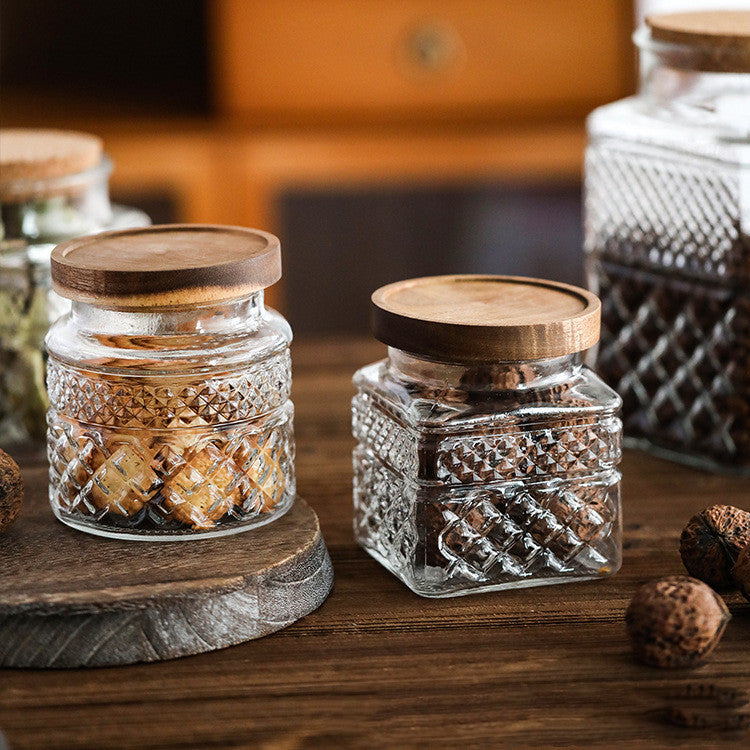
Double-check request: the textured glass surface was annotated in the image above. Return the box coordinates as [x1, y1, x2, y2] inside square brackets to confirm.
[585, 90, 750, 473]
[586, 140, 746, 282]
[48, 401, 294, 537]
[593, 260, 750, 467]
[0, 253, 68, 447]
[48, 351, 291, 429]
[352, 355, 622, 596]
[0, 185, 149, 451]
[46, 297, 295, 539]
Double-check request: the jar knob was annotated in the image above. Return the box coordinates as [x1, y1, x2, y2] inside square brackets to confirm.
[404, 22, 462, 73]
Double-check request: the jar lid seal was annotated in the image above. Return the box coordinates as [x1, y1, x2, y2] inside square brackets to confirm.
[51, 224, 282, 308]
[645, 11, 750, 73]
[0, 129, 104, 201]
[371, 275, 601, 362]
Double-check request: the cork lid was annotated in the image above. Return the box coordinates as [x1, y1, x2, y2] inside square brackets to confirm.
[51, 225, 282, 309]
[645, 11, 750, 72]
[371, 275, 601, 362]
[0, 129, 104, 199]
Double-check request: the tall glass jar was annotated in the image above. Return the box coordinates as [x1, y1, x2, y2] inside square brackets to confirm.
[0, 129, 149, 451]
[352, 275, 622, 597]
[585, 11, 750, 473]
[46, 225, 295, 539]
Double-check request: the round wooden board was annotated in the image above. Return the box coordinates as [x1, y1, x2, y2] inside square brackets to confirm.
[0, 485, 333, 669]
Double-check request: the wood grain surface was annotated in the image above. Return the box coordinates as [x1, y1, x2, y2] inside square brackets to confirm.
[51, 225, 282, 308]
[371, 275, 601, 361]
[0, 494, 332, 669]
[646, 11, 750, 73]
[212, 0, 633, 125]
[1, 337, 749, 749]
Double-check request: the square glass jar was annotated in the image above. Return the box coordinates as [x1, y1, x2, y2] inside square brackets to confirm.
[46, 225, 295, 539]
[352, 275, 623, 597]
[585, 11, 750, 473]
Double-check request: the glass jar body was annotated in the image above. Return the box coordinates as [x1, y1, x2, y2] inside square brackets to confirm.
[352, 349, 623, 597]
[585, 31, 750, 473]
[45, 293, 295, 539]
[0, 158, 150, 450]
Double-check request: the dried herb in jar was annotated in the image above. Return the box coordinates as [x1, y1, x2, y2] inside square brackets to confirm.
[0, 129, 149, 450]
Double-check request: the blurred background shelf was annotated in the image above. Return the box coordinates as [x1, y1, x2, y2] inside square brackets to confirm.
[1, 0, 635, 329]
[212, 0, 633, 126]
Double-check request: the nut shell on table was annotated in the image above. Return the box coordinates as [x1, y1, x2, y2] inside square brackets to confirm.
[0, 449, 24, 532]
[732, 545, 750, 602]
[680, 504, 750, 588]
[625, 576, 730, 668]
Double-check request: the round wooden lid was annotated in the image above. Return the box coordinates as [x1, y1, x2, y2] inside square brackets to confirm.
[0, 129, 103, 189]
[646, 11, 750, 72]
[51, 225, 282, 308]
[371, 275, 601, 362]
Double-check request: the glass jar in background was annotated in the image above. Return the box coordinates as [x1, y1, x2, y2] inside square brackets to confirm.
[585, 11, 750, 473]
[352, 275, 622, 597]
[46, 225, 295, 539]
[0, 129, 149, 451]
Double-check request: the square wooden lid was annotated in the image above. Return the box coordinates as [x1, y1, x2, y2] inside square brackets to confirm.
[371, 275, 601, 362]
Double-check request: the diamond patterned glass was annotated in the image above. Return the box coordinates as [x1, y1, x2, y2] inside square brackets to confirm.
[48, 350, 291, 429]
[352, 357, 622, 596]
[0, 181, 149, 452]
[585, 96, 750, 473]
[45, 296, 295, 538]
[48, 403, 295, 535]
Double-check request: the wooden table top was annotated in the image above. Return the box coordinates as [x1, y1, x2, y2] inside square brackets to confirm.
[1, 337, 748, 749]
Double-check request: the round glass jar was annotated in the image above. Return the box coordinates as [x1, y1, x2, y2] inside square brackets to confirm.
[0, 129, 149, 451]
[585, 11, 750, 473]
[46, 225, 295, 540]
[352, 275, 623, 597]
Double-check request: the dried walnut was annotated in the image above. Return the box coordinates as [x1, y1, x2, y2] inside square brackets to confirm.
[0, 448, 24, 532]
[625, 576, 730, 669]
[680, 505, 750, 588]
[732, 545, 750, 602]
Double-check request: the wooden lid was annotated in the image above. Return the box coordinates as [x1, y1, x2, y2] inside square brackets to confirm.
[371, 275, 600, 362]
[0, 129, 103, 190]
[646, 11, 750, 72]
[51, 225, 282, 308]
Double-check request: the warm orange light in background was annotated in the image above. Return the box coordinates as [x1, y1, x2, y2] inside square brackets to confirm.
[2, 0, 636, 329]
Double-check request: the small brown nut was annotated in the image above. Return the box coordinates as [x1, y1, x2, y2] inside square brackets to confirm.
[732, 545, 750, 602]
[625, 576, 730, 668]
[0, 448, 24, 532]
[680, 505, 750, 588]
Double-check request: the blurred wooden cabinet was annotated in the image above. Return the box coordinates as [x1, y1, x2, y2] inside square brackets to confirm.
[6, 0, 634, 311]
[212, 0, 631, 124]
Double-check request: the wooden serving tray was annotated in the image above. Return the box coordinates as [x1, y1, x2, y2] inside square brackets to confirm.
[0, 487, 333, 668]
